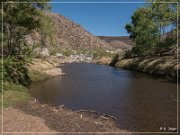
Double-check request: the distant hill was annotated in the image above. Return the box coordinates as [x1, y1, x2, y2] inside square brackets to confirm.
[98, 36, 134, 50]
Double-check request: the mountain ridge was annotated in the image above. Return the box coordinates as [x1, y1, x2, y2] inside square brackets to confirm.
[98, 36, 134, 50]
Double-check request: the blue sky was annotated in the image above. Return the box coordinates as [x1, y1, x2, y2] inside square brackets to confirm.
[50, 0, 145, 36]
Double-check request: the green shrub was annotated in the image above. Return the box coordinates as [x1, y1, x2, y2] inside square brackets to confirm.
[89, 49, 114, 59]
[109, 54, 119, 66]
[61, 49, 74, 56]
[2, 56, 30, 86]
[49, 47, 59, 56]
[3, 81, 27, 92]
[27, 69, 49, 81]
[124, 50, 132, 58]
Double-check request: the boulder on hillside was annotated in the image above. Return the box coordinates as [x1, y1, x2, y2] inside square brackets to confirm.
[34, 47, 50, 57]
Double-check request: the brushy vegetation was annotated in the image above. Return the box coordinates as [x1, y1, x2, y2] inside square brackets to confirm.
[116, 56, 178, 81]
[27, 69, 50, 82]
[109, 54, 120, 66]
[1, 1, 52, 85]
[1, 57, 31, 107]
[125, 0, 178, 57]
[60, 49, 75, 56]
[1, 0, 52, 71]
[49, 46, 60, 56]
[89, 49, 115, 59]
[2, 56, 30, 86]
[1, 0, 53, 107]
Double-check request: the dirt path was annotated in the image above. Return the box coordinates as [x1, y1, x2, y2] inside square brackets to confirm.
[0, 100, 130, 134]
[3, 108, 54, 133]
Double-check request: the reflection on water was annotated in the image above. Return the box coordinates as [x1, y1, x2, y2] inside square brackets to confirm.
[29, 63, 177, 132]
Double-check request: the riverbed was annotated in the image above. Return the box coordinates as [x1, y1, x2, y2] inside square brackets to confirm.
[29, 63, 177, 132]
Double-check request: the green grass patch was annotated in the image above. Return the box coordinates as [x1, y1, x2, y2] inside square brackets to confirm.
[0, 82, 31, 108]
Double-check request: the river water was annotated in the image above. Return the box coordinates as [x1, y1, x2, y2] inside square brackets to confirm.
[29, 63, 178, 132]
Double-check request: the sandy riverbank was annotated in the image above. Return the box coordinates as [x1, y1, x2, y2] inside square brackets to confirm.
[27, 55, 112, 82]
[115, 56, 179, 81]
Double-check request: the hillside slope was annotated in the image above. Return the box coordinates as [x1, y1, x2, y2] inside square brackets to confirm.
[98, 36, 134, 50]
[27, 12, 113, 50]
[50, 12, 115, 50]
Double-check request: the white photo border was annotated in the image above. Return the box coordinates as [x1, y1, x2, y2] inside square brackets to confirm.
[1, 1, 179, 134]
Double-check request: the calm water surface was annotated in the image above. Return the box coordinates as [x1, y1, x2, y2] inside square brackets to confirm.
[29, 63, 177, 132]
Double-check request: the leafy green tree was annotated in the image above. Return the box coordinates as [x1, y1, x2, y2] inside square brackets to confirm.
[1, 0, 51, 56]
[125, 7, 159, 55]
[125, 0, 178, 56]
[38, 12, 57, 48]
[0, 0, 52, 85]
